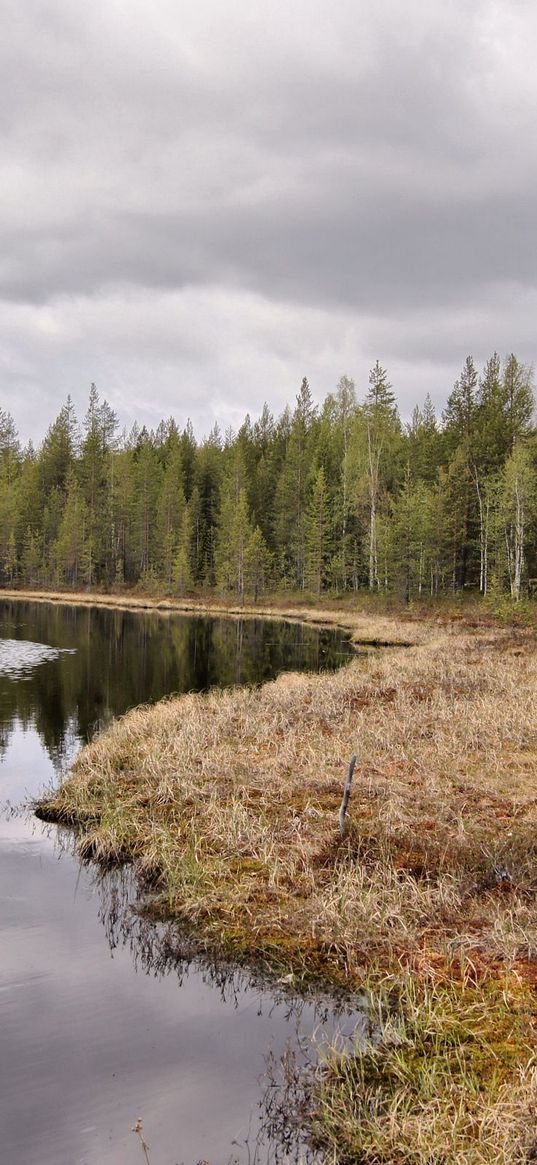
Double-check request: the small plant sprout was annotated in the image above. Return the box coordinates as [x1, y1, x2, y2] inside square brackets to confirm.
[132, 1117, 151, 1164]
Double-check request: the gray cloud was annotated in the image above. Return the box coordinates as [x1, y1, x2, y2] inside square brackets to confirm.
[1, 0, 536, 440]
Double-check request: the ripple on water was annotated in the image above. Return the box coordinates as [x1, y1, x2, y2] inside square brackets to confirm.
[0, 639, 75, 680]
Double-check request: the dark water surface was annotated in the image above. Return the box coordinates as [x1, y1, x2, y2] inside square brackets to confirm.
[0, 599, 360, 1165]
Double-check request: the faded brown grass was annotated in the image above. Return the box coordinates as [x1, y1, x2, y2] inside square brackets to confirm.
[308, 972, 537, 1165]
[39, 618, 537, 982]
[34, 606, 537, 1163]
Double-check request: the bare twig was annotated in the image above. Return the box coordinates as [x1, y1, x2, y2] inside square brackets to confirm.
[338, 754, 357, 836]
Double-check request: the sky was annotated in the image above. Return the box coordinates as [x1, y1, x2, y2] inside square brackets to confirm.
[2, 0, 537, 445]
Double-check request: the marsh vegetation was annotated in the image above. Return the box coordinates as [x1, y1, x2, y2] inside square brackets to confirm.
[36, 596, 537, 1163]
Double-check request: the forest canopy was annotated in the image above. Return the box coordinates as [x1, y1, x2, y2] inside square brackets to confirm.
[1, 355, 536, 602]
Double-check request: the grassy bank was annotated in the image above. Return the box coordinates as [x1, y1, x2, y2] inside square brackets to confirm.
[29, 591, 537, 1161]
[1, 585, 423, 647]
[303, 973, 537, 1164]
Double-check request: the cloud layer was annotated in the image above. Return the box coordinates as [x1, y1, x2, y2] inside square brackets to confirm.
[2, 0, 536, 440]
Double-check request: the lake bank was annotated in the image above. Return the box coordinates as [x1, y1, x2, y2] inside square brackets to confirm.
[0, 585, 427, 645]
[32, 590, 537, 1162]
[2, 598, 365, 1163]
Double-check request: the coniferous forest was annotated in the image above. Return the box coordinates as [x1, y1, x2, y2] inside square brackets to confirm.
[1, 354, 536, 603]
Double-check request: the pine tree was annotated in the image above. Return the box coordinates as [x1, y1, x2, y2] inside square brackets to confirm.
[79, 384, 119, 585]
[245, 526, 271, 601]
[110, 449, 135, 584]
[333, 375, 358, 589]
[54, 469, 87, 587]
[216, 486, 252, 599]
[391, 467, 437, 601]
[21, 526, 41, 587]
[443, 356, 479, 452]
[476, 353, 504, 473]
[131, 431, 162, 579]
[436, 447, 477, 592]
[179, 420, 197, 500]
[305, 467, 330, 596]
[0, 409, 21, 484]
[172, 505, 194, 596]
[3, 351, 535, 603]
[405, 395, 441, 483]
[442, 358, 481, 589]
[156, 443, 185, 588]
[249, 404, 278, 547]
[312, 376, 359, 592]
[0, 410, 21, 582]
[194, 428, 223, 586]
[363, 362, 400, 589]
[40, 397, 79, 495]
[15, 451, 41, 581]
[501, 354, 535, 454]
[275, 378, 317, 588]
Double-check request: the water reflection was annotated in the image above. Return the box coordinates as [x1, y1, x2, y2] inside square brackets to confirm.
[1, 820, 364, 1165]
[0, 600, 358, 1165]
[0, 599, 353, 778]
[88, 853, 365, 1165]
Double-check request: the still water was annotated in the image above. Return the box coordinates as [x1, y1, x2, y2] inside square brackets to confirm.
[0, 600, 360, 1165]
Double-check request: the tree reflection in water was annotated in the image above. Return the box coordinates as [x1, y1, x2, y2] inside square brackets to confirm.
[87, 853, 365, 1165]
[0, 601, 357, 1165]
[0, 599, 354, 776]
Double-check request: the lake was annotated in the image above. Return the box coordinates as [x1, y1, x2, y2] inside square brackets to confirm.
[0, 598, 361, 1165]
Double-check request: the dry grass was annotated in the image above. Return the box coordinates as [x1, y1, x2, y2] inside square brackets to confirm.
[33, 600, 537, 1163]
[37, 619, 537, 981]
[307, 972, 537, 1165]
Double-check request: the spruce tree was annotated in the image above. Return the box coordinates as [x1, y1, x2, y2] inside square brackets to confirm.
[305, 466, 330, 596]
[275, 378, 317, 588]
[156, 443, 185, 588]
[131, 430, 162, 580]
[442, 358, 480, 589]
[216, 486, 252, 599]
[245, 526, 271, 601]
[54, 469, 86, 587]
[40, 397, 79, 496]
[79, 384, 119, 585]
[363, 362, 400, 589]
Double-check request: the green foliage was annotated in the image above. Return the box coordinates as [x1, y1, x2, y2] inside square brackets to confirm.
[312, 975, 537, 1165]
[245, 525, 271, 601]
[172, 504, 194, 596]
[53, 469, 87, 587]
[305, 466, 331, 596]
[2, 355, 536, 599]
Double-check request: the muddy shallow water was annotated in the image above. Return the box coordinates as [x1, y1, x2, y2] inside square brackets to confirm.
[0, 599, 361, 1165]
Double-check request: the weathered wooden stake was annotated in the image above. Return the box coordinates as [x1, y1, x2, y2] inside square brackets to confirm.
[338, 754, 357, 836]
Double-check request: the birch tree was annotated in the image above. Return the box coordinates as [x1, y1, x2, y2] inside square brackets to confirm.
[500, 444, 536, 600]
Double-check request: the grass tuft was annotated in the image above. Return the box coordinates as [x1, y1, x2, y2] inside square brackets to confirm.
[309, 973, 537, 1165]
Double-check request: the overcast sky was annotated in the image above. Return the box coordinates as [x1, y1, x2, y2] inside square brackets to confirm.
[2, 0, 537, 444]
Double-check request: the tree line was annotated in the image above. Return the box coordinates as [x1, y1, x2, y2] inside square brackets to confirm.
[0, 354, 535, 603]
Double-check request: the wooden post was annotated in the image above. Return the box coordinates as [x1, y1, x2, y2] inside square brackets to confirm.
[338, 754, 357, 836]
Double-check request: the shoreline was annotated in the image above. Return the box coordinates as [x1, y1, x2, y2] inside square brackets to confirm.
[0, 585, 428, 645]
[11, 586, 537, 1161]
